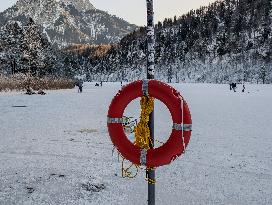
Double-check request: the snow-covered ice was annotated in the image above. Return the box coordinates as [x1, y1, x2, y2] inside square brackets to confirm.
[0, 83, 272, 205]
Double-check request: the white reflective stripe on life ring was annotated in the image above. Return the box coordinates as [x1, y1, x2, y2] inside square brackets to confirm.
[172, 123, 192, 131]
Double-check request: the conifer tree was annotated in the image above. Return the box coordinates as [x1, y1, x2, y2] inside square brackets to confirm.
[23, 17, 56, 76]
[0, 21, 25, 74]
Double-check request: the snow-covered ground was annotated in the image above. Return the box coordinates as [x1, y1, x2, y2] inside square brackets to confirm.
[0, 82, 272, 205]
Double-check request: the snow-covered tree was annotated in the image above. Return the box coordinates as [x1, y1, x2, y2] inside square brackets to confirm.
[71, 0, 272, 83]
[23, 17, 55, 76]
[0, 18, 57, 76]
[0, 21, 25, 74]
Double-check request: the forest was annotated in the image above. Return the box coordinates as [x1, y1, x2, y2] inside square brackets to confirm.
[1, 0, 271, 84]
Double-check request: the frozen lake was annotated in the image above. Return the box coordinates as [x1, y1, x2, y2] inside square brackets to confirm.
[0, 82, 272, 205]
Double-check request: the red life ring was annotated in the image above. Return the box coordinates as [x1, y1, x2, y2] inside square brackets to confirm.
[107, 80, 192, 167]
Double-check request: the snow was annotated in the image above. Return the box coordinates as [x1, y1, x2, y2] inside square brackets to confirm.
[0, 82, 272, 204]
[1, 0, 136, 49]
[42, 23, 51, 43]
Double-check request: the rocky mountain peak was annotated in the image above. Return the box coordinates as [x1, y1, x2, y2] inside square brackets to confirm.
[0, 0, 137, 47]
[58, 0, 96, 11]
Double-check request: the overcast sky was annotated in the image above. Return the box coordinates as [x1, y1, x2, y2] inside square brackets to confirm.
[0, 0, 217, 26]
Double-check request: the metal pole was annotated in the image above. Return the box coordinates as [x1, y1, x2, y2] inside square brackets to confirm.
[146, 0, 155, 80]
[146, 0, 155, 205]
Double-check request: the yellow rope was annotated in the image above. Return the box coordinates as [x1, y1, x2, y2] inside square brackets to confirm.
[118, 96, 156, 183]
[134, 96, 154, 149]
[122, 158, 139, 178]
[145, 167, 156, 184]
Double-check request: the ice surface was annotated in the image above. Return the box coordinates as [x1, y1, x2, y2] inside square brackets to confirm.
[0, 82, 272, 204]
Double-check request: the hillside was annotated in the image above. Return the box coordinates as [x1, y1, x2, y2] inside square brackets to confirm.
[0, 0, 137, 47]
[72, 0, 272, 83]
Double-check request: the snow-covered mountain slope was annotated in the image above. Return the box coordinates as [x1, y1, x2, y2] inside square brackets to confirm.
[73, 0, 272, 84]
[0, 0, 137, 47]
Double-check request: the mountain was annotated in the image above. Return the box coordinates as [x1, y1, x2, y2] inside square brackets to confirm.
[0, 0, 137, 47]
[69, 0, 272, 83]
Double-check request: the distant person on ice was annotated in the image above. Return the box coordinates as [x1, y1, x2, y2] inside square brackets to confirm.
[37, 89, 46, 95]
[242, 84, 245, 92]
[25, 85, 36, 95]
[230, 83, 237, 92]
[75, 80, 83, 93]
[78, 81, 83, 93]
[233, 83, 237, 92]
